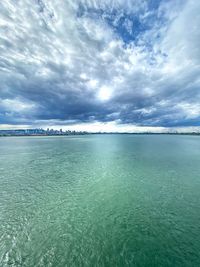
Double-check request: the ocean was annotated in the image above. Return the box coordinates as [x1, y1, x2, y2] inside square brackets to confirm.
[0, 135, 200, 266]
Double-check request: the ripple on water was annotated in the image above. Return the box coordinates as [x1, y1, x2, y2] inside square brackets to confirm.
[0, 135, 200, 266]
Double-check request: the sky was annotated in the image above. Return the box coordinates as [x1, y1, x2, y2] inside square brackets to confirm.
[0, 0, 200, 132]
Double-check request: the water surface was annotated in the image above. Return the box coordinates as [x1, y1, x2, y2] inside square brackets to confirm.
[0, 135, 200, 266]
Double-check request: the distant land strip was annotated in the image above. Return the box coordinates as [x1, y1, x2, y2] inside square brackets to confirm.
[0, 129, 200, 136]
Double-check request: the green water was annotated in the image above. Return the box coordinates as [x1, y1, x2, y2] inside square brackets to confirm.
[0, 135, 200, 267]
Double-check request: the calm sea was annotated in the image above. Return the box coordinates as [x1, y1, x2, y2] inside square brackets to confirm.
[0, 135, 200, 266]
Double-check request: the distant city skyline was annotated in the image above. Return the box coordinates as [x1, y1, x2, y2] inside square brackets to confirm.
[1, 126, 200, 135]
[0, 1, 200, 131]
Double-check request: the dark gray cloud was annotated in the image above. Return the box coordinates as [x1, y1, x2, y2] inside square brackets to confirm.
[0, 0, 200, 130]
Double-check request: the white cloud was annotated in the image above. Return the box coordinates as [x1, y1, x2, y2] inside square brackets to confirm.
[0, 98, 36, 112]
[0, 0, 200, 130]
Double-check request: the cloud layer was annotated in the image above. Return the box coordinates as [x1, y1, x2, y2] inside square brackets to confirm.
[0, 0, 200, 129]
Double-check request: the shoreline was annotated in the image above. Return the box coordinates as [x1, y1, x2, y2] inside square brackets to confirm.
[0, 132, 200, 137]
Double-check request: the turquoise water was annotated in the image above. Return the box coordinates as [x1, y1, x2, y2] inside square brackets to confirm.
[0, 135, 200, 266]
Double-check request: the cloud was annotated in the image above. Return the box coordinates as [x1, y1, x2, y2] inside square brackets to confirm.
[0, 0, 200, 130]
